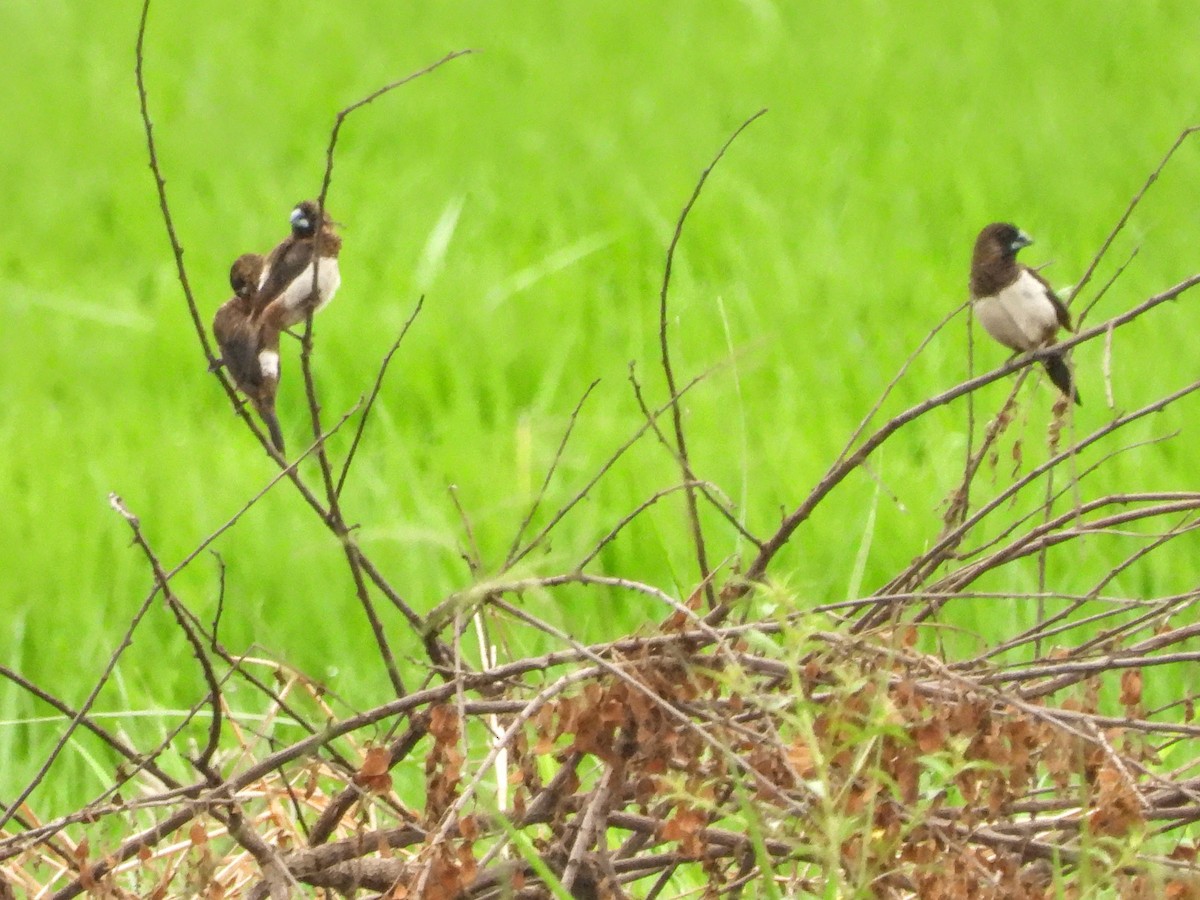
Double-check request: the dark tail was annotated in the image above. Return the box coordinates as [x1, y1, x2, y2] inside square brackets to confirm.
[1044, 352, 1081, 406]
[255, 401, 286, 454]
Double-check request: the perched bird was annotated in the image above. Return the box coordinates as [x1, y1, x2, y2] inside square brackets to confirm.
[969, 222, 1081, 405]
[254, 199, 342, 332]
[212, 253, 286, 452]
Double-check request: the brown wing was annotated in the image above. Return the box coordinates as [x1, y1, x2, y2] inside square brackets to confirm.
[213, 299, 264, 392]
[1024, 265, 1072, 331]
[253, 236, 314, 315]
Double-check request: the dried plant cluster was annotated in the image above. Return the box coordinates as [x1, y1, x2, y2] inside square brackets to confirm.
[6, 5, 1200, 898]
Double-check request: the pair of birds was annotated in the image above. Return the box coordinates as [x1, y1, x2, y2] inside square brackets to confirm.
[213, 200, 343, 452]
[970, 222, 1081, 405]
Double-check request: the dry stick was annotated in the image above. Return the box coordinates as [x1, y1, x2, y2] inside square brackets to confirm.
[334, 296, 426, 501]
[488, 596, 800, 806]
[307, 714, 429, 847]
[975, 520, 1200, 665]
[656, 108, 768, 610]
[39, 614, 1101, 894]
[344, 542, 408, 697]
[944, 503, 1200, 599]
[981, 623, 1200, 693]
[27, 443, 385, 884]
[167, 409, 354, 585]
[405, 667, 605, 898]
[1067, 577, 1200, 659]
[836, 299, 971, 470]
[135, 0, 303, 469]
[921, 427, 1197, 607]
[303, 48, 472, 510]
[508, 370, 710, 569]
[314, 50, 474, 216]
[472, 751, 590, 875]
[812, 588, 1129, 617]
[297, 317, 341, 513]
[628, 362, 762, 548]
[15, 538, 319, 890]
[303, 45, 473, 495]
[409, 630, 798, 898]
[44, 600, 1180, 897]
[135, 0, 213, 367]
[228, 805, 302, 899]
[951, 429, 1180, 571]
[960, 296, 977, 528]
[927, 496, 1200, 601]
[561, 765, 617, 894]
[0, 502, 170, 834]
[0, 666, 192, 861]
[1034, 445, 1057, 659]
[210, 550, 227, 648]
[304, 58, 478, 692]
[146, 416, 360, 751]
[410, 602, 795, 893]
[0, 652, 315, 863]
[1078, 245, 1140, 332]
[49, 674, 482, 898]
[449, 484, 485, 576]
[108, 495, 223, 771]
[1073, 124, 1200, 325]
[97, 415, 360, 768]
[504, 378, 602, 567]
[938, 377, 1024, 547]
[576, 480, 716, 570]
[858, 377, 1200, 632]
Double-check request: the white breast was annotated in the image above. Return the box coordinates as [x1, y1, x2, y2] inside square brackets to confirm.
[258, 349, 280, 381]
[275, 256, 341, 326]
[973, 269, 1060, 352]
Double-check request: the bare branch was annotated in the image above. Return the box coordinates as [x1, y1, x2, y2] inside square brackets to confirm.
[656, 108, 768, 608]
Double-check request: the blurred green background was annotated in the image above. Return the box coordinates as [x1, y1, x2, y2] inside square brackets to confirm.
[2, 1, 1200, 811]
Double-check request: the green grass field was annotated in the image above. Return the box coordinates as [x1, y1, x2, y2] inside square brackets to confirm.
[3, 1, 1200, 815]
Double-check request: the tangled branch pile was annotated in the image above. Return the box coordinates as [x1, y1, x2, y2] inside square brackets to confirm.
[6, 13, 1200, 899]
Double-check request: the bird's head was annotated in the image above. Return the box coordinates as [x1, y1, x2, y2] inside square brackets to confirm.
[290, 200, 335, 238]
[981, 222, 1033, 260]
[229, 253, 265, 299]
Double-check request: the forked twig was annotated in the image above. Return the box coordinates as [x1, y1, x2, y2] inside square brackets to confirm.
[314, 50, 475, 213]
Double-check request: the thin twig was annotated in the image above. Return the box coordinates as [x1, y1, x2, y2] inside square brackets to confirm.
[335, 296, 426, 501]
[1072, 124, 1200, 323]
[656, 108, 768, 609]
[505, 378, 602, 567]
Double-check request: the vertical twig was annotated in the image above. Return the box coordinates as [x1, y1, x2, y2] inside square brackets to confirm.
[657, 108, 767, 608]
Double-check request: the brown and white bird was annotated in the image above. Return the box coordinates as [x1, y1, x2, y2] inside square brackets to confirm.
[251, 200, 342, 399]
[254, 199, 342, 332]
[212, 253, 286, 452]
[969, 222, 1081, 405]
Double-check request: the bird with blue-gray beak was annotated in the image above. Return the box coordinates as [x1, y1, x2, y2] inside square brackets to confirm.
[969, 222, 1080, 405]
